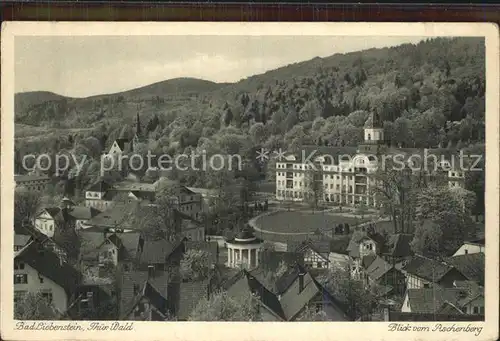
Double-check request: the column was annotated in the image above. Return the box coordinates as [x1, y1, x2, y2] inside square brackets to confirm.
[229, 247, 233, 267]
[247, 248, 251, 268]
[256, 249, 259, 267]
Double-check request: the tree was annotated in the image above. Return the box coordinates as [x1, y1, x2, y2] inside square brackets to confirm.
[188, 291, 261, 321]
[14, 292, 58, 320]
[412, 186, 476, 256]
[180, 249, 212, 281]
[318, 266, 380, 321]
[133, 197, 179, 241]
[14, 188, 42, 228]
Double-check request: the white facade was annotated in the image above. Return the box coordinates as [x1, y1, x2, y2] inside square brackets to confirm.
[34, 211, 56, 238]
[14, 261, 68, 313]
[453, 243, 485, 256]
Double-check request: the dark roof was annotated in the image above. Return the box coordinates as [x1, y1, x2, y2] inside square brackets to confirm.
[384, 234, 414, 258]
[14, 234, 31, 247]
[464, 238, 485, 246]
[68, 206, 102, 220]
[87, 180, 112, 193]
[388, 311, 484, 321]
[114, 138, 131, 151]
[279, 265, 350, 321]
[226, 270, 285, 320]
[109, 232, 141, 261]
[139, 239, 183, 265]
[406, 287, 482, 314]
[403, 255, 454, 282]
[364, 112, 382, 129]
[176, 280, 210, 320]
[15, 174, 50, 182]
[85, 203, 137, 229]
[119, 270, 169, 318]
[445, 253, 485, 285]
[275, 266, 301, 295]
[362, 254, 377, 269]
[15, 241, 81, 295]
[258, 250, 304, 273]
[329, 237, 350, 255]
[365, 256, 395, 281]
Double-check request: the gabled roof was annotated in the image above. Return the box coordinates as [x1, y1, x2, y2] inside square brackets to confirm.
[113, 138, 131, 152]
[361, 254, 377, 269]
[406, 287, 482, 314]
[403, 255, 455, 282]
[289, 239, 330, 258]
[176, 280, 210, 320]
[85, 203, 137, 229]
[14, 234, 31, 247]
[15, 241, 81, 295]
[384, 234, 414, 258]
[226, 270, 285, 320]
[15, 174, 50, 182]
[365, 256, 395, 281]
[139, 239, 184, 265]
[329, 237, 351, 255]
[87, 180, 112, 193]
[68, 207, 102, 220]
[445, 253, 485, 285]
[279, 265, 350, 321]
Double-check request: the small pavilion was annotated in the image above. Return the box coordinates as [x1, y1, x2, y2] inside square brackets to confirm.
[225, 228, 264, 270]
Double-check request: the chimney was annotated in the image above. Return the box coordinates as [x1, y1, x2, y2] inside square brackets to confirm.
[148, 265, 155, 279]
[298, 272, 305, 294]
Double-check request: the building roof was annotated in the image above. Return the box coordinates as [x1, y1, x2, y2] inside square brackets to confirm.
[85, 203, 137, 229]
[68, 206, 102, 220]
[384, 234, 414, 258]
[328, 237, 351, 255]
[365, 256, 395, 281]
[14, 174, 50, 182]
[464, 238, 485, 246]
[406, 287, 484, 314]
[226, 228, 263, 245]
[364, 112, 382, 129]
[278, 265, 350, 321]
[113, 181, 157, 193]
[361, 254, 378, 269]
[15, 241, 81, 295]
[387, 311, 484, 321]
[113, 138, 132, 152]
[403, 255, 454, 282]
[176, 280, 210, 320]
[139, 239, 183, 265]
[14, 234, 31, 247]
[226, 270, 285, 320]
[445, 253, 485, 285]
[87, 180, 113, 193]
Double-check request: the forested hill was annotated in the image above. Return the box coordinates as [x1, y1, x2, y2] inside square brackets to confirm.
[15, 37, 485, 188]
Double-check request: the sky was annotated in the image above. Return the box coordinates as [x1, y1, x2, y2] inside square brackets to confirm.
[15, 36, 428, 98]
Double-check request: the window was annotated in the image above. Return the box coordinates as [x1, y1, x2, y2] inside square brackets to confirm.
[14, 291, 27, 303]
[464, 249, 468, 254]
[14, 262, 25, 270]
[14, 274, 28, 284]
[423, 283, 430, 288]
[315, 304, 322, 313]
[41, 291, 53, 303]
[473, 307, 479, 314]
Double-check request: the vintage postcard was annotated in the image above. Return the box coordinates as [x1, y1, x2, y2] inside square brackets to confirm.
[1, 22, 499, 341]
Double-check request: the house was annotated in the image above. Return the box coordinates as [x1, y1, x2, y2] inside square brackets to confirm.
[347, 231, 386, 278]
[14, 234, 31, 252]
[275, 265, 351, 321]
[382, 233, 414, 266]
[84, 180, 114, 210]
[15, 222, 69, 261]
[288, 239, 330, 270]
[119, 270, 170, 321]
[225, 265, 351, 321]
[14, 241, 82, 314]
[363, 255, 406, 296]
[445, 253, 485, 285]
[137, 238, 186, 275]
[79, 231, 143, 269]
[35, 198, 101, 237]
[177, 211, 205, 242]
[402, 255, 468, 289]
[14, 174, 50, 191]
[401, 281, 484, 316]
[83, 203, 137, 232]
[328, 237, 351, 269]
[157, 183, 203, 220]
[452, 238, 485, 256]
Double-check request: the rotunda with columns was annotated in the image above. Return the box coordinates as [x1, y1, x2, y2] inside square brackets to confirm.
[225, 228, 264, 270]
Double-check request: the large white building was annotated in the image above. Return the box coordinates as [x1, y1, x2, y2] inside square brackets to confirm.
[275, 112, 465, 207]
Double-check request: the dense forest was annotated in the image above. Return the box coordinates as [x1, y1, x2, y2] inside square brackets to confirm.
[15, 37, 485, 196]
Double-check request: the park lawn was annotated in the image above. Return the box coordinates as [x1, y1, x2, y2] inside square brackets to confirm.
[254, 211, 369, 234]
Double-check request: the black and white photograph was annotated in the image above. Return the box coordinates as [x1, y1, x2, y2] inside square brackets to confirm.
[1, 22, 498, 341]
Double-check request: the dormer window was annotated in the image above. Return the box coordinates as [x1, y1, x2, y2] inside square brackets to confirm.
[367, 134, 371, 140]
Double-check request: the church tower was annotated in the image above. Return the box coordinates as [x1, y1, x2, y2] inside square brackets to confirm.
[364, 111, 384, 142]
[358, 112, 386, 155]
